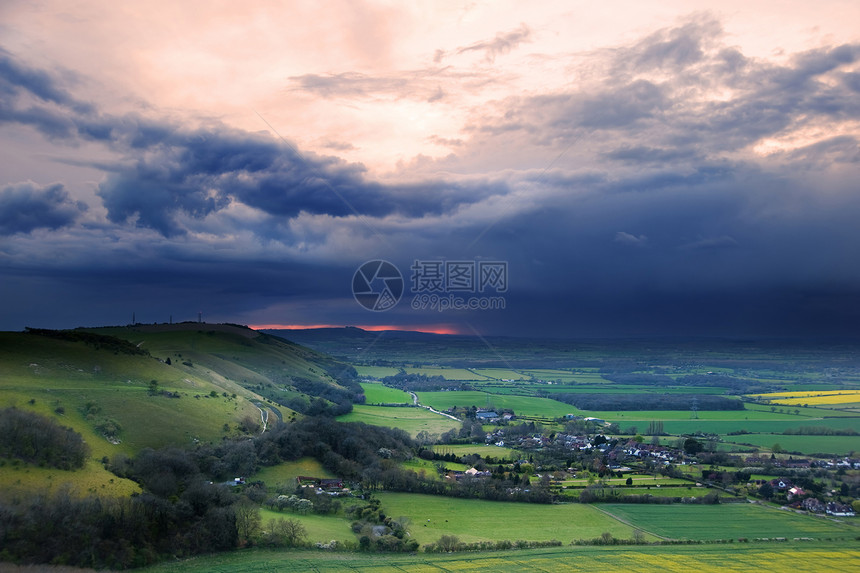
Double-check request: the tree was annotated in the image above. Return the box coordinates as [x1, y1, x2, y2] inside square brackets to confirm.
[625, 477, 633, 486]
[758, 482, 774, 500]
[234, 499, 262, 545]
[437, 534, 460, 552]
[279, 518, 308, 546]
[683, 438, 703, 455]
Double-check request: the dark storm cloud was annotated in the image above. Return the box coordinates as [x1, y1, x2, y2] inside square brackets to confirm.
[0, 48, 92, 113]
[0, 49, 507, 236]
[0, 181, 87, 235]
[93, 127, 508, 236]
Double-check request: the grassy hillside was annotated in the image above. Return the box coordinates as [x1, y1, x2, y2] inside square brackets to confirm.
[0, 324, 360, 495]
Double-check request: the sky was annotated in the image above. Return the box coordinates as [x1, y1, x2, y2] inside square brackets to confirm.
[2, 0, 860, 338]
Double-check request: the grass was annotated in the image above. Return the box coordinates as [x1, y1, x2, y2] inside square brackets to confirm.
[138, 543, 860, 573]
[375, 493, 645, 546]
[600, 503, 859, 541]
[354, 366, 401, 378]
[400, 458, 469, 478]
[720, 433, 860, 455]
[560, 477, 692, 488]
[0, 458, 140, 498]
[336, 405, 460, 438]
[360, 382, 413, 405]
[593, 409, 800, 422]
[404, 367, 488, 380]
[253, 458, 336, 487]
[416, 391, 577, 419]
[430, 444, 520, 459]
[471, 368, 530, 380]
[258, 508, 354, 544]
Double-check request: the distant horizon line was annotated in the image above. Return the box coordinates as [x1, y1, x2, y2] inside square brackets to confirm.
[248, 323, 463, 335]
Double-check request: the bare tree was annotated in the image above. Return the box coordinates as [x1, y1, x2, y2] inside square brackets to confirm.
[234, 499, 262, 545]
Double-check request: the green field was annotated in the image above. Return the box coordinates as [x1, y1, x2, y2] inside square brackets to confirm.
[258, 508, 354, 545]
[404, 367, 488, 380]
[354, 366, 401, 378]
[594, 409, 799, 422]
[635, 416, 860, 436]
[471, 368, 530, 380]
[431, 443, 520, 459]
[376, 493, 645, 545]
[416, 391, 578, 419]
[253, 458, 336, 487]
[601, 503, 859, 541]
[0, 458, 140, 498]
[720, 433, 860, 455]
[360, 382, 413, 405]
[400, 458, 469, 478]
[138, 544, 860, 573]
[337, 405, 460, 437]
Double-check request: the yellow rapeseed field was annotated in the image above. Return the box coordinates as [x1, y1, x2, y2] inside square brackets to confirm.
[748, 390, 860, 406]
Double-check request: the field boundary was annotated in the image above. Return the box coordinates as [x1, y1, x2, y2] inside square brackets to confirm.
[592, 505, 671, 541]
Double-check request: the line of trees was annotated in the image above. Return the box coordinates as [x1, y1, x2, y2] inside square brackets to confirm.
[24, 328, 149, 356]
[0, 484, 238, 569]
[380, 372, 473, 392]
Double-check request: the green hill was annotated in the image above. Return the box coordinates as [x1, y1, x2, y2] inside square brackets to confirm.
[0, 323, 361, 494]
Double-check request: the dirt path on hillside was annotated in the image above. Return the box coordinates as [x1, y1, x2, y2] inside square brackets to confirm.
[251, 402, 268, 433]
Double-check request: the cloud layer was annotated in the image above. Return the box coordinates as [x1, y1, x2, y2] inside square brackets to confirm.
[2, 6, 860, 338]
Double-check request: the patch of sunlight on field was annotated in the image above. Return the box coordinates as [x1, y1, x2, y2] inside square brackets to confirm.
[337, 405, 460, 437]
[354, 365, 401, 378]
[376, 493, 642, 546]
[360, 382, 413, 404]
[253, 457, 335, 486]
[258, 508, 355, 545]
[471, 368, 529, 380]
[0, 458, 140, 498]
[404, 367, 488, 380]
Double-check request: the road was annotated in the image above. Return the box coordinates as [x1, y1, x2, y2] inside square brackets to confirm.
[409, 391, 460, 421]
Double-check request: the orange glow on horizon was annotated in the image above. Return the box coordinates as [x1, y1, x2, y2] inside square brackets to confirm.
[248, 323, 462, 335]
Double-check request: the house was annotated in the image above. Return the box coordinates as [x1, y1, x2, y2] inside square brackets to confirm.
[826, 502, 856, 517]
[802, 498, 825, 513]
[464, 467, 491, 477]
[476, 411, 499, 421]
[770, 478, 793, 491]
[787, 487, 805, 500]
[296, 476, 344, 491]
